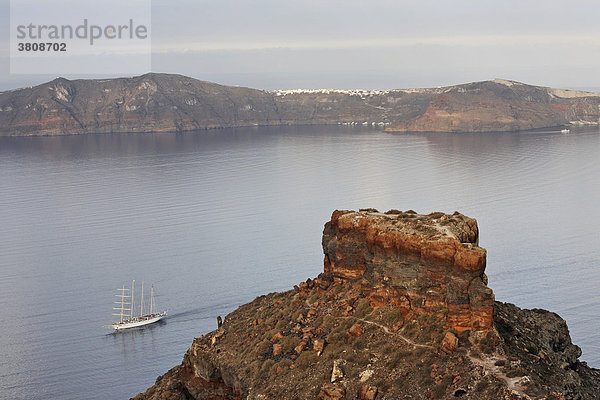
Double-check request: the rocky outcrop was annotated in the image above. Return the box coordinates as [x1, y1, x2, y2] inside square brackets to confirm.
[134, 209, 600, 400]
[1, 75, 599, 136]
[493, 302, 600, 399]
[322, 209, 493, 333]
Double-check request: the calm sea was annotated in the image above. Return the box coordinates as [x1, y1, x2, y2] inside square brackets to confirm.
[0, 126, 598, 399]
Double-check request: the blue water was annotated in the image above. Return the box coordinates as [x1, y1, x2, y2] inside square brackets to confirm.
[0, 126, 598, 399]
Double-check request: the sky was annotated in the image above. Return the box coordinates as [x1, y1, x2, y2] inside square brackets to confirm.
[2, 0, 600, 91]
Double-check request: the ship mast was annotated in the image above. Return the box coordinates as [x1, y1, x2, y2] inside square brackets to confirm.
[113, 285, 130, 323]
[107, 281, 165, 329]
[140, 280, 144, 317]
[130, 280, 135, 320]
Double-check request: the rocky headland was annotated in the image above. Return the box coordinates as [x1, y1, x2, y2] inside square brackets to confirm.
[1, 74, 599, 136]
[134, 209, 600, 400]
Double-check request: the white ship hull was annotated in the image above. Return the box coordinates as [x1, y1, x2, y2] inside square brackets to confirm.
[110, 313, 166, 330]
[108, 281, 166, 331]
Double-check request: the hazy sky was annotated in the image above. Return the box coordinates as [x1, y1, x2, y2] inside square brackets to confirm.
[2, 0, 600, 90]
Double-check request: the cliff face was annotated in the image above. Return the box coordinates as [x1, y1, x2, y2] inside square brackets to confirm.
[1, 75, 599, 136]
[134, 209, 600, 400]
[322, 210, 493, 333]
[384, 79, 600, 133]
[0, 74, 280, 136]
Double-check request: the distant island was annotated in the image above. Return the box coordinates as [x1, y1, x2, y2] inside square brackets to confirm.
[134, 209, 600, 399]
[1, 74, 599, 136]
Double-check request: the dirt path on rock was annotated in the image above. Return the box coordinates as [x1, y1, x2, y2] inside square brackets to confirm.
[303, 298, 432, 349]
[303, 298, 530, 398]
[356, 318, 434, 349]
[467, 354, 530, 399]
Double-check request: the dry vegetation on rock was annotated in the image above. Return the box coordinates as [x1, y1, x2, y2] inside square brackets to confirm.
[134, 210, 600, 400]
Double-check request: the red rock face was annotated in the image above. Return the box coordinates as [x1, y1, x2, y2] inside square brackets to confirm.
[322, 209, 494, 332]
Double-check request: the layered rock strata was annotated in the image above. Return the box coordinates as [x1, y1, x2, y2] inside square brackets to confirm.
[322, 209, 493, 333]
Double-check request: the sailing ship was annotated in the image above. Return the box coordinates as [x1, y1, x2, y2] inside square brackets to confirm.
[107, 280, 167, 330]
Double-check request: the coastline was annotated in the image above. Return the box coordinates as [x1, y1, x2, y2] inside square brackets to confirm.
[1, 74, 599, 137]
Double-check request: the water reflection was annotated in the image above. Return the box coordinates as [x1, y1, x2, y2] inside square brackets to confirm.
[107, 320, 166, 361]
[0, 126, 598, 400]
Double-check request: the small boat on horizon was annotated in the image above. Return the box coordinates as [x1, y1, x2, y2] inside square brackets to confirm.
[106, 280, 167, 331]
